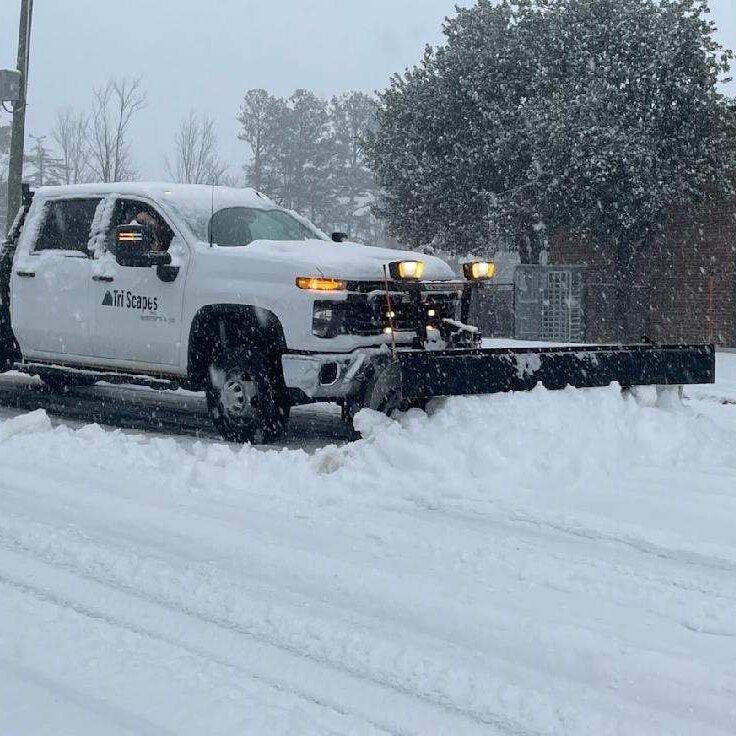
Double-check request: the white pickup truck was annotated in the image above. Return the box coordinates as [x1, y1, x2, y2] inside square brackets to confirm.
[0, 182, 715, 443]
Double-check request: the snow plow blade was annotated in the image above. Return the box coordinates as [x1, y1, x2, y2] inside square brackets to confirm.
[396, 343, 715, 399]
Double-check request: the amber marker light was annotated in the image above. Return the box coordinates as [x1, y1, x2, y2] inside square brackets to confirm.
[296, 276, 346, 291]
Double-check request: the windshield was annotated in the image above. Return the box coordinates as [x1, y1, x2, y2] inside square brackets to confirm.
[208, 207, 318, 247]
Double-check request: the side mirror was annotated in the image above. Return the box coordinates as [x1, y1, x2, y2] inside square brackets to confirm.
[114, 224, 171, 267]
[331, 232, 349, 243]
[149, 251, 172, 266]
[115, 224, 152, 266]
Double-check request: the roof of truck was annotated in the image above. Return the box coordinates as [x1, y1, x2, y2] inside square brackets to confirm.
[33, 182, 274, 209]
[27, 182, 330, 243]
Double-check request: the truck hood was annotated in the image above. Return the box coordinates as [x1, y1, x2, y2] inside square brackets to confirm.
[222, 239, 456, 281]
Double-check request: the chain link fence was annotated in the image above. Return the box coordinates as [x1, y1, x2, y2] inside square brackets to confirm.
[467, 265, 586, 342]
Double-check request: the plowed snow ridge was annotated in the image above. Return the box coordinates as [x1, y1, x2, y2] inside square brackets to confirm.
[1, 354, 736, 735]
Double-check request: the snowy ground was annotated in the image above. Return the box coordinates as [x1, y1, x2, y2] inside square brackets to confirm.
[1, 351, 736, 735]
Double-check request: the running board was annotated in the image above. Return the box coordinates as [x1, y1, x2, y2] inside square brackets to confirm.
[397, 344, 716, 399]
[14, 362, 181, 391]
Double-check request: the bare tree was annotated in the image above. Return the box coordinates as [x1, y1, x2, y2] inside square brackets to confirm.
[165, 110, 227, 184]
[52, 107, 90, 184]
[89, 77, 147, 182]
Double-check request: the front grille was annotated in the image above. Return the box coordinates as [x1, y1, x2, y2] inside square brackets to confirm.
[342, 289, 461, 336]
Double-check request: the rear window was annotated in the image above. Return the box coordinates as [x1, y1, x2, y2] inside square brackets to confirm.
[34, 198, 100, 254]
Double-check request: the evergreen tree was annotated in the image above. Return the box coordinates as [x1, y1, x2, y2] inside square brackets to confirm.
[237, 89, 280, 193]
[284, 89, 334, 227]
[330, 91, 379, 239]
[364, 0, 735, 300]
[524, 0, 734, 327]
[237, 88, 384, 240]
[24, 135, 64, 187]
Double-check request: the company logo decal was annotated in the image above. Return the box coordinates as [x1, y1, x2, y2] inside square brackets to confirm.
[102, 289, 158, 312]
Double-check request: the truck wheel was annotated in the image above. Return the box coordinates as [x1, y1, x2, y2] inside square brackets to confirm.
[206, 347, 290, 444]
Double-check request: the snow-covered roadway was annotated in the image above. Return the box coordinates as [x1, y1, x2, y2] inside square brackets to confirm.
[1, 354, 736, 735]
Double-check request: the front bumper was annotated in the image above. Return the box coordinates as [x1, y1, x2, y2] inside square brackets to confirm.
[282, 350, 384, 401]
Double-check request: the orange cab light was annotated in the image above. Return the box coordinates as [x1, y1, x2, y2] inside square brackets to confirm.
[296, 276, 346, 291]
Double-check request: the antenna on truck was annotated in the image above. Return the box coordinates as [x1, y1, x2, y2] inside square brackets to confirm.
[208, 181, 215, 248]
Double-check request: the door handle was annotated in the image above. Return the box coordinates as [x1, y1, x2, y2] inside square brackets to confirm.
[16, 270, 35, 278]
[92, 275, 114, 282]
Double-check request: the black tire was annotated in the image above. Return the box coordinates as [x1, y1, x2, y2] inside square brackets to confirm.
[205, 345, 290, 444]
[38, 371, 96, 391]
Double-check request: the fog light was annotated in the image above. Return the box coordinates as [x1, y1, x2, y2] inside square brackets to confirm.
[463, 261, 496, 280]
[389, 260, 425, 280]
[319, 362, 339, 385]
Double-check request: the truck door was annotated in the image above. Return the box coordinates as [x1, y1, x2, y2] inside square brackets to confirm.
[89, 197, 188, 369]
[10, 197, 100, 360]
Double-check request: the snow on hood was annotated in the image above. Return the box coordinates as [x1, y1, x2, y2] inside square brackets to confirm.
[218, 238, 456, 281]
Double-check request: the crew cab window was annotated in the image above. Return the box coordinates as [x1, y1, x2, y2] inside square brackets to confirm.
[209, 207, 316, 247]
[33, 198, 101, 254]
[109, 198, 175, 252]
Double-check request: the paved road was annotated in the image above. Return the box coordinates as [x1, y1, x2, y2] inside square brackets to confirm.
[0, 372, 350, 449]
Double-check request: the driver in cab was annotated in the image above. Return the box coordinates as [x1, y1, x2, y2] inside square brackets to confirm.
[128, 209, 173, 252]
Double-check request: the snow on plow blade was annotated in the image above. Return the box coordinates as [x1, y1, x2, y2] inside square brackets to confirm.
[397, 344, 716, 399]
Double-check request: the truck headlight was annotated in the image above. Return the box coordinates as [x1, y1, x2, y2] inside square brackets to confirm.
[389, 260, 425, 280]
[312, 301, 344, 338]
[463, 261, 496, 280]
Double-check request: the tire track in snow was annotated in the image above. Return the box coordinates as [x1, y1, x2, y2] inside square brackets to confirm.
[0, 656, 177, 736]
[1, 466, 736, 732]
[5, 466, 734, 655]
[2, 374, 736, 733]
[399, 501, 736, 591]
[0, 576, 401, 736]
[2, 507, 731, 736]
[0, 550, 514, 736]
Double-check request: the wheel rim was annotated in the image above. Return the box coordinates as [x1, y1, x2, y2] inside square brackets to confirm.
[220, 372, 258, 419]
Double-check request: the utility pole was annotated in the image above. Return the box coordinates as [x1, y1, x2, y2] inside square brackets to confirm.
[7, 0, 34, 227]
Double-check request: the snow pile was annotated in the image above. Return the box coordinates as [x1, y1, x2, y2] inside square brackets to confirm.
[336, 384, 734, 494]
[2, 381, 736, 734]
[1, 384, 732, 507]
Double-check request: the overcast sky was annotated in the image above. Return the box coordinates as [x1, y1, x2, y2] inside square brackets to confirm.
[2, 0, 736, 181]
